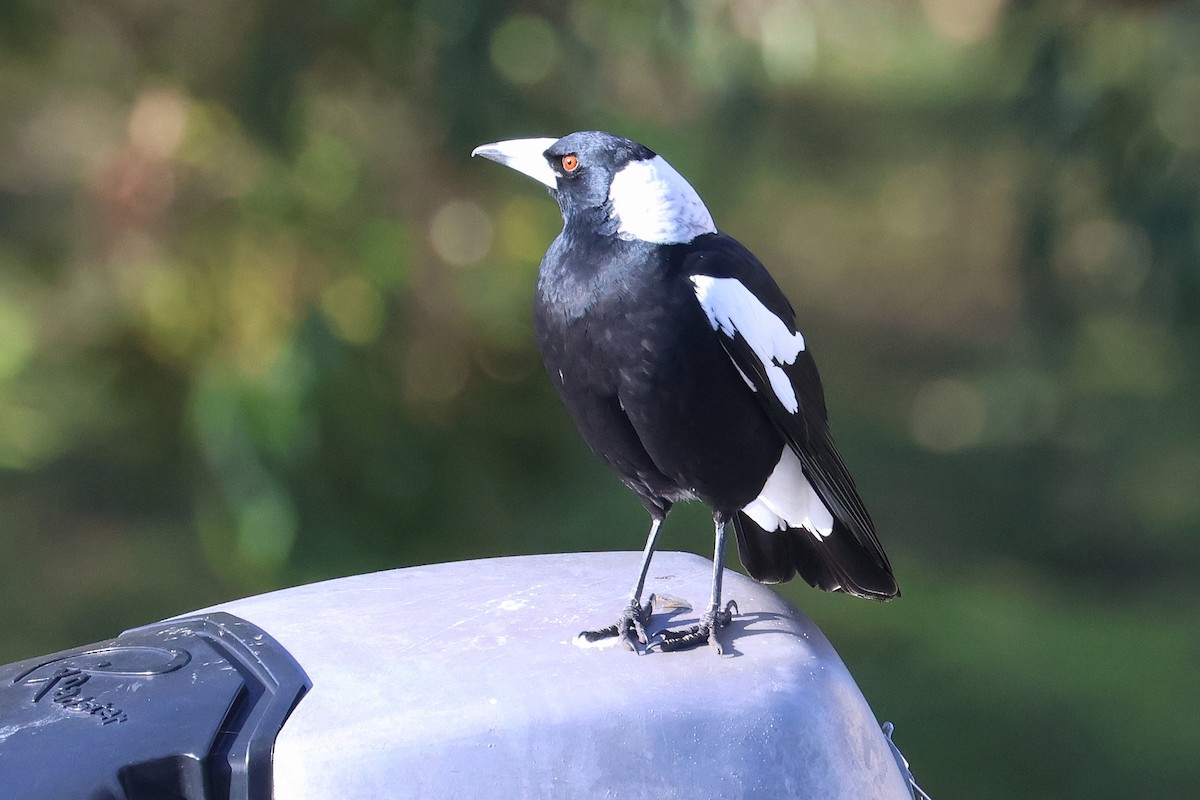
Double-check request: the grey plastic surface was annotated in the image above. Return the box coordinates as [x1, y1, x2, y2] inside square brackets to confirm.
[202, 551, 910, 800]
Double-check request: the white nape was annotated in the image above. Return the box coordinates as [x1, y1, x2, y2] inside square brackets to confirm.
[607, 156, 717, 245]
[742, 448, 834, 539]
[689, 275, 806, 413]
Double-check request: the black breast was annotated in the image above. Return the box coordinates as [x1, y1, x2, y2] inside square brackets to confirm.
[533, 233, 784, 513]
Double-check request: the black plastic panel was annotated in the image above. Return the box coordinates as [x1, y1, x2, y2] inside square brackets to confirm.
[0, 612, 310, 800]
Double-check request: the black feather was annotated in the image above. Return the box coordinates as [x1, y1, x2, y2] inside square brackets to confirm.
[684, 235, 898, 599]
[478, 131, 898, 609]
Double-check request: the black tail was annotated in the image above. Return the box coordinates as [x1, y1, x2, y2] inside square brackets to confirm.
[732, 512, 900, 600]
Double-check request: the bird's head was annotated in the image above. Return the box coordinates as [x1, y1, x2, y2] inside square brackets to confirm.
[472, 131, 716, 245]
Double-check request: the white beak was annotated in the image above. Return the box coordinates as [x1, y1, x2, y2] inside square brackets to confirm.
[472, 137, 560, 189]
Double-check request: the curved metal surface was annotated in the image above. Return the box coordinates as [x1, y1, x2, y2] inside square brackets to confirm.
[204, 551, 911, 800]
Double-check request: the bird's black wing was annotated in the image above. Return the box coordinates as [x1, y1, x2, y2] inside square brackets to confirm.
[680, 234, 897, 598]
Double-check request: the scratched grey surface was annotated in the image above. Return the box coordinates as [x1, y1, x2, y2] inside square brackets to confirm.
[202, 551, 910, 800]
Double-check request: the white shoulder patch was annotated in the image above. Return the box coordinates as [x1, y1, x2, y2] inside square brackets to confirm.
[607, 156, 716, 245]
[742, 447, 834, 539]
[689, 275, 806, 413]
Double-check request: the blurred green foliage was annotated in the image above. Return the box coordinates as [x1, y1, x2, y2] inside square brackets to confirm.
[1, 1, 1198, 796]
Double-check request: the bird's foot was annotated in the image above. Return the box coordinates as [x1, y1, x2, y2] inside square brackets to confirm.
[578, 595, 657, 651]
[658, 600, 739, 654]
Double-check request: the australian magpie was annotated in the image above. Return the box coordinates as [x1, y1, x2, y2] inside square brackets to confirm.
[472, 131, 898, 654]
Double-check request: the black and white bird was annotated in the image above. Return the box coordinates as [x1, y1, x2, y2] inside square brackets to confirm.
[472, 131, 898, 653]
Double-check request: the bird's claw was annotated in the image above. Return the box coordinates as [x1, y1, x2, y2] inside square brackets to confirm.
[579, 595, 657, 650]
[658, 600, 738, 654]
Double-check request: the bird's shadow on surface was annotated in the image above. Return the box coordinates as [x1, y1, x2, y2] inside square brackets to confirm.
[647, 609, 796, 658]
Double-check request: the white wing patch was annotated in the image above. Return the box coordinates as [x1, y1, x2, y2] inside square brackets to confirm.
[689, 275, 806, 413]
[742, 447, 834, 539]
[607, 156, 717, 245]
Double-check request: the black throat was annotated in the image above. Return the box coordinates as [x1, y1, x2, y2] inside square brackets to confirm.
[535, 225, 669, 323]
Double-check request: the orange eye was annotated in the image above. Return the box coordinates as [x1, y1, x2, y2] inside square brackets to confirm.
[561, 154, 579, 172]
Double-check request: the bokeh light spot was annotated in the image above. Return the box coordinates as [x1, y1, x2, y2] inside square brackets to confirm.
[295, 132, 360, 211]
[0, 405, 58, 470]
[404, 337, 470, 407]
[139, 265, 208, 360]
[910, 377, 987, 452]
[358, 219, 411, 288]
[490, 14, 560, 85]
[1127, 446, 1200, 528]
[922, 0, 1007, 46]
[760, 3, 818, 83]
[879, 161, 954, 241]
[1056, 217, 1151, 297]
[1154, 72, 1200, 150]
[1073, 315, 1178, 397]
[226, 234, 300, 377]
[496, 195, 555, 263]
[128, 87, 191, 159]
[429, 199, 493, 267]
[236, 488, 297, 570]
[0, 299, 35, 380]
[321, 275, 386, 345]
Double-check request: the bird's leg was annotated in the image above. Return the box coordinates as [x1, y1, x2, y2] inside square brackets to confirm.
[659, 513, 738, 654]
[579, 516, 664, 650]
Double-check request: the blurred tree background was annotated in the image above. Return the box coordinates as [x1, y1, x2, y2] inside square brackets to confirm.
[1, 0, 1197, 796]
